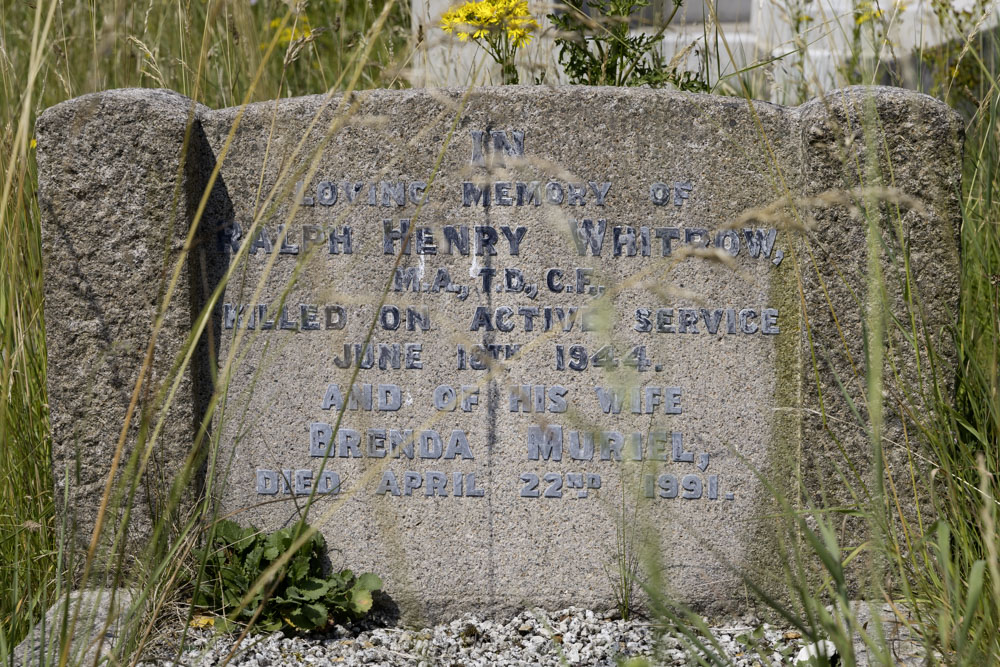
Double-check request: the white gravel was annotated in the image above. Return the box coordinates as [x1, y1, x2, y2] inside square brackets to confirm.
[138, 607, 817, 666]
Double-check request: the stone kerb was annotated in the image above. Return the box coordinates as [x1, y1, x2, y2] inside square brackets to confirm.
[36, 85, 962, 621]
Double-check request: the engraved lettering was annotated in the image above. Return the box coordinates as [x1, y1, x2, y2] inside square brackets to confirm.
[568, 218, 606, 256]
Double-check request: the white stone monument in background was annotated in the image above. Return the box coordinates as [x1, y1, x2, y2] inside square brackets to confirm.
[410, 0, 997, 101]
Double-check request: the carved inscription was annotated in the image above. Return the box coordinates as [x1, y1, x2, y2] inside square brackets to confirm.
[221, 129, 785, 504]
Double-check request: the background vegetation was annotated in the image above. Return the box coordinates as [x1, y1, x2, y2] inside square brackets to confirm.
[0, 0, 410, 656]
[0, 0, 997, 664]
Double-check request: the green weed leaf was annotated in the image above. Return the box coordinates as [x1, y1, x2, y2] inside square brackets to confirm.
[190, 520, 381, 634]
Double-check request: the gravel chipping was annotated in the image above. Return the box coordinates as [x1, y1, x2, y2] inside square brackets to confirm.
[136, 607, 823, 666]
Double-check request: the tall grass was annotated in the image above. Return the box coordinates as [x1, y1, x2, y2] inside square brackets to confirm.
[915, 27, 1000, 660]
[1, 0, 999, 665]
[802, 21, 1000, 665]
[644, 14, 1000, 667]
[0, 23, 54, 657]
[0, 0, 409, 655]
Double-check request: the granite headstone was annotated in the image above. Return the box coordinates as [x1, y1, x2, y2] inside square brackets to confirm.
[37, 85, 962, 621]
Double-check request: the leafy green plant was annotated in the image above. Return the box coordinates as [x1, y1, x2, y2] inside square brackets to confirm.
[548, 0, 707, 91]
[193, 520, 382, 633]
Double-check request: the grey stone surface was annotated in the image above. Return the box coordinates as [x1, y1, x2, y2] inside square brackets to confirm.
[797, 89, 961, 590]
[14, 589, 133, 667]
[36, 89, 213, 563]
[37, 86, 962, 622]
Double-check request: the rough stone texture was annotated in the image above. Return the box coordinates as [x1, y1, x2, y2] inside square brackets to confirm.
[36, 89, 212, 562]
[13, 589, 133, 667]
[37, 86, 961, 622]
[797, 88, 962, 584]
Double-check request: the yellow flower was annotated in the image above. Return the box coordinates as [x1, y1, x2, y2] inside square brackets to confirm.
[441, 0, 537, 82]
[440, 0, 537, 45]
[29, 138, 36, 150]
[268, 15, 313, 46]
[855, 2, 883, 24]
[189, 615, 215, 628]
[507, 27, 532, 47]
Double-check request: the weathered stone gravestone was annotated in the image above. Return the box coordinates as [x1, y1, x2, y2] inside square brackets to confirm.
[37, 86, 961, 621]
